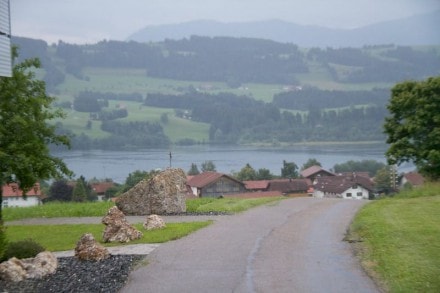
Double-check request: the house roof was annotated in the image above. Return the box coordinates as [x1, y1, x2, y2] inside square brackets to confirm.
[403, 172, 424, 186]
[300, 165, 335, 178]
[91, 182, 115, 194]
[187, 172, 243, 188]
[267, 179, 309, 193]
[2, 183, 43, 198]
[224, 191, 283, 198]
[314, 174, 374, 194]
[243, 180, 270, 190]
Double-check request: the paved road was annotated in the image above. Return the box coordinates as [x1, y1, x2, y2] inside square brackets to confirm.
[121, 197, 380, 293]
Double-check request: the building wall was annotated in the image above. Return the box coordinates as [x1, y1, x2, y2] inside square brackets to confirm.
[2, 196, 41, 208]
[201, 177, 246, 197]
[341, 186, 369, 199]
[313, 186, 369, 200]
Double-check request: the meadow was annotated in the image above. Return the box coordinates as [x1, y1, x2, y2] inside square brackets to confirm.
[3, 197, 284, 251]
[52, 65, 392, 143]
[349, 183, 440, 293]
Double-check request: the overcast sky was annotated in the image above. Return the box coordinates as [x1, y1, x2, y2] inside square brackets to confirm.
[10, 0, 440, 44]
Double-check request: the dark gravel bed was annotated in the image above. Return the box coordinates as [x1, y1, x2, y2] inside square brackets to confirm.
[0, 255, 145, 293]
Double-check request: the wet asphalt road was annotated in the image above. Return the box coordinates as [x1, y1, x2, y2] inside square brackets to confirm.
[121, 197, 380, 293]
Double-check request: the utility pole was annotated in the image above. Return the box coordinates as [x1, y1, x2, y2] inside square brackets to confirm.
[390, 164, 398, 191]
[169, 151, 172, 168]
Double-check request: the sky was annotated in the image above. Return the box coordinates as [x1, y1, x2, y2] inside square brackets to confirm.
[10, 0, 440, 44]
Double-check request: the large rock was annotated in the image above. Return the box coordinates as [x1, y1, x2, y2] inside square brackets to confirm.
[116, 168, 187, 215]
[0, 251, 57, 282]
[143, 214, 166, 230]
[75, 233, 110, 261]
[102, 206, 143, 243]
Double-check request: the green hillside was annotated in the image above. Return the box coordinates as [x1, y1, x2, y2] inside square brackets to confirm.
[12, 36, 440, 149]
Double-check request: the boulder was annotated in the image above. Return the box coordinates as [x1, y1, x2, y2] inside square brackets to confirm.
[102, 206, 143, 243]
[75, 233, 110, 261]
[0, 251, 57, 282]
[116, 168, 187, 215]
[143, 214, 166, 230]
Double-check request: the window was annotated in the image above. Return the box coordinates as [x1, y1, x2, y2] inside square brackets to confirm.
[346, 193, 352, 197]
[357, 192, 363, 197]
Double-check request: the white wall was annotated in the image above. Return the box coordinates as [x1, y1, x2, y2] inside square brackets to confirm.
[2, 196, 41, 208]
[341, 186, 369, 199]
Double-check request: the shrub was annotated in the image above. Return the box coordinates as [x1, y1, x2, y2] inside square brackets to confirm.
[0, 225, 7, 261]
[1, 238, 45, 262]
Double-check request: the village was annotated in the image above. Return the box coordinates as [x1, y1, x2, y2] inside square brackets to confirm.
[2, 166, 425, 208]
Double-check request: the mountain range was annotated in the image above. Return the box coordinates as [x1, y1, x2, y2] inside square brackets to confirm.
[127, 10, 440, 47]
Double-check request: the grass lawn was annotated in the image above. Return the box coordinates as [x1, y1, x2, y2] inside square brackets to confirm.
[5, 222, 212, 252]
[349, 183, 440, 293]
[3, 197, 283, 253]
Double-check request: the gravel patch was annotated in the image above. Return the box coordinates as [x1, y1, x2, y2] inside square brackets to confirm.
[0, 255, 145, 293]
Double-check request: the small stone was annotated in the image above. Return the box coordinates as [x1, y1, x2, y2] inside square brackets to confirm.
[0, 251, 57, 282]
[75, 233, 110, 261]
[143, 214, 166, 230]
[102, 206, 143, 243]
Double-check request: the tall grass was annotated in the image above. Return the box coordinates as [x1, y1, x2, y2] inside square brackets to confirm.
[4, 197, 284, 221]
[3, 201, 115, 222]
[350, 182, 440, 292]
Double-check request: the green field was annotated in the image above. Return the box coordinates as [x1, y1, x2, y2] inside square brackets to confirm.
[349, 183, 440, 292]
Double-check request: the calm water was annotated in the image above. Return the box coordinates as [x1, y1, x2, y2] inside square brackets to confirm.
[53, 143, 413, 183]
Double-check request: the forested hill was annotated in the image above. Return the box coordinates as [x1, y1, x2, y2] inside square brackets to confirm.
[13, 36, 440, 88]
[127, 10, 440, 47]
[9, 36, 440, 150]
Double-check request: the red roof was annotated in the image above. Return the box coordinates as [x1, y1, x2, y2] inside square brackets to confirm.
[300, 165, 335, 178]
[243, 180, 270, 190]
[403, 172, 424, 186]
[267, 179, 309, 193]
[314, 174, 374, 194]
[187, 172, 242, 188]
[224, 191, 283, 198]
[91, 182, 115, 194]
[2, 183, 42, 198]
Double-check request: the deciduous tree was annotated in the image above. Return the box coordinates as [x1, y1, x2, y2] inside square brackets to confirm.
[0, 47, 72, 222]
[281, 160, 298, 178]
[201, 160, 216, 172]
[0, 48, 71, 258]
[384, 77, 440, 180]
[301, 158, 322, 171]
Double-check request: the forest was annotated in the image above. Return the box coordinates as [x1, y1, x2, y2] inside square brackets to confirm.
[11, 36, 440, 150]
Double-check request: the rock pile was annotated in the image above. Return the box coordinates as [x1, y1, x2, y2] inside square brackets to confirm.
[143, 214, 166, 230]
[74, 233, 110, 261]
[116, 168, 187, 215]
[0, 251, 57, 282]
[102, 206, 143, 243]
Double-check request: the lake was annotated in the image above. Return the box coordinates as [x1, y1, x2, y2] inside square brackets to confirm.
[53, 143, 414, 183]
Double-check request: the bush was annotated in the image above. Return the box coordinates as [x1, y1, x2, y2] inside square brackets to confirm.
[1, 238, 45, 262]
[0, 225, 7, 261]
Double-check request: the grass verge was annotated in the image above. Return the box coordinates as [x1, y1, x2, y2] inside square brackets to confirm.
[3, 201, 115, 222]
[186, 196, 284, 213]
[348, 183, 440, 293]
[5, 221, 212, 252]
[4, 197, 284, 221]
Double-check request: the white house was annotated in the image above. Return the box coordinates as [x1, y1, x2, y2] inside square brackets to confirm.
[1, 183, 44, 208]
[313, 174, 374, 200]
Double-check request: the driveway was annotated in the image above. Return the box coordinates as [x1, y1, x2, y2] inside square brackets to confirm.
[121, 197, 380, 293]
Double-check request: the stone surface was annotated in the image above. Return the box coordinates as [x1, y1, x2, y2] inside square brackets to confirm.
[0, 251, 58, 282]
[116, 168, 187, 215]
[102, 206, 143, 243]
[143, 214, 166, 230]
[75, 233, 110, 261]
